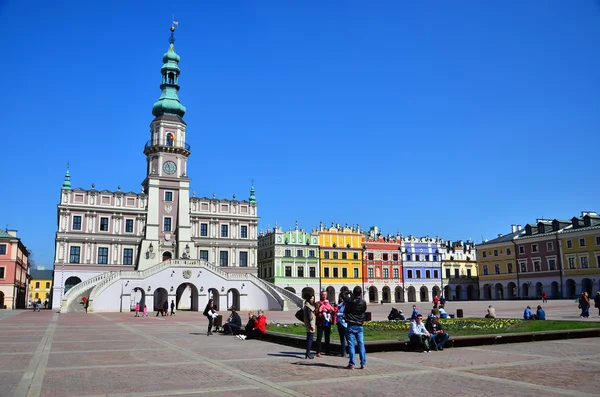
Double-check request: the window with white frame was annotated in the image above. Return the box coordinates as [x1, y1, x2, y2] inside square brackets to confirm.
[507, 263, 513, 273]
[100, 217, 109, 231]
[596, 255, 600, 268]
[520, 262, 527, 273]
[125, 219, 134, 233]
[240, 225, 248, 238]
[354, 268, 359, 278]
[98, 247, 109, 264]
[567, 240, 572, 249]
[596, 236, 600, 246]
[393, 268, 399, 278]
[568, 257, 576, 269]
[581, 256, 589, 268]
[221, 224, 228, 237]
[239, 251, 248, 267]
[547, 241, 553, 251]
[534, 261, 541, 271]
[123, 248, 133, 265]
[519, 246, 525, 254]
[548, 259, 556, 270]
[164, 191, 173, 202]
[493, 249, 498, 256]
[200, 223, 208, 237]
[483, 265, 488, 276]
[219, 251, 228, 266]
[532, 244, 538, 253]
[69, 246, 80, 263]
[368, 268, 374, 278]
[579, 238, 586, 247]
[494, 264, 500, 274]
[383, 269, 389, 278]
[164, 217, 172, 232]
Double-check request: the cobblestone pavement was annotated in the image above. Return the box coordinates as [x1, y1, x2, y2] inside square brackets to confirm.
[0, 300, 599, 397]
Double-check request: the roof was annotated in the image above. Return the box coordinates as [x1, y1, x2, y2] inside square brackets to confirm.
[30, 269, 53, 280]
[478, 230, 524, 246]
[0, 229, 16, 239]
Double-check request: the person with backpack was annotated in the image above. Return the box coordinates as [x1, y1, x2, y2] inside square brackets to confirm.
[342, 286, 367, 369]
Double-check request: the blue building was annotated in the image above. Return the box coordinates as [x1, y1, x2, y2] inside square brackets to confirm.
[401, 235, 443, 303]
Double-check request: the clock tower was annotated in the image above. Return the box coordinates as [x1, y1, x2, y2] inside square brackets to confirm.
[139, 25, 193, 270]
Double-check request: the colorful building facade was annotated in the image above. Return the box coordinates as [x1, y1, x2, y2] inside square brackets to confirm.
[29, 269, 53, 306]
[257, 223, 320, 299]
[440, 240, 478, 301]
[0, 229, 30, 309]
[362, 226, 404, 303]
[318, 223, 363, 302]
[402, 235, 443, 302]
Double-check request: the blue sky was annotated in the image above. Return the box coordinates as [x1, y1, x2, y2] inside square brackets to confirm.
[1, 1, 599, 267]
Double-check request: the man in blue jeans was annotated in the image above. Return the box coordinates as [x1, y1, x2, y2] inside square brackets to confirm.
[342, 286, 367, 369]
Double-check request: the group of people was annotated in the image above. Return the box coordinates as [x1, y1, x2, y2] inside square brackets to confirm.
[523, 305, 546, 320]
[578, 291, 600, 318]
[302, 287, 367, 370]
[30, 298, 47, 311]
[406, 305, 450, 352]
[203, 298, 267, 340]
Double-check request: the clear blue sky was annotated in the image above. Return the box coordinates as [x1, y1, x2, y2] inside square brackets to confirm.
[1, 1, 599, 267]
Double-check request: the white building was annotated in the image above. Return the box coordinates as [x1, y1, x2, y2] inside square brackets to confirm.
[51, 26, 301, 313]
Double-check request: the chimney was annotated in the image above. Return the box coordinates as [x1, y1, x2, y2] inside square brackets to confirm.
[517, 225, 522, 231]
[497, 233, 503, 238]
[7, 230, 17, 237]
[511, 225, 517, 233]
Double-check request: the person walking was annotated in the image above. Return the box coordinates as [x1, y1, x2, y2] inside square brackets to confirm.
[342, 286, 367, 370]
[143, 304, 148, 317]
[593, 292, 600, 318]
[579, 292, 590, 318]
[135, 302, 140, 317]
[170, 300, 175, 316]
[162, 300, 168, 317]
[542, 291, 548, 303]
[303, 294, 316, 359]
[203, 299, 216, 336]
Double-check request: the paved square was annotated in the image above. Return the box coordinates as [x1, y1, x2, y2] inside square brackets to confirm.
[0, 300, 599, 397]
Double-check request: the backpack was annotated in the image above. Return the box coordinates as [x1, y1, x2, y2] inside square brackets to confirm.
[295, 308, 304, 322]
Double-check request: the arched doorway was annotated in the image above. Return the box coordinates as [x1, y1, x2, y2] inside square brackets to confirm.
[131, 287, 145, 311]
[455, 285, 462, 301]
[162, 251, 172, 262]
[407, 286, 416, 302]
[382, 286, 391, 303]
[227, 288, 240, 310]
[551, 281, 560, 298]
[176, 283, 198, 311]
[419, 286, 429, 302]
[582, 278, 593, 295]
[394, 286, 404, 302]
[284, 287, 296, 294]
[444, 285, 452, 300]
[208, 288, 220, 310]
[565, 279, 576, 298]
[326, 286, 335, 302]
[301, 287, 315, 300]
[64, 276, 82, 293]
[432, 286, 440, 298]
[506, 282, 517, 299]
[522, 283, 530, 298]
[536, 282, 544, 298]
[368, 286, 378, 302]
[483, 284, 492, 300]
[466, 285, 476, 300]
[340, 286, 350, 295]
[494, 283, 504, 300]
[153, 287, 168, 311]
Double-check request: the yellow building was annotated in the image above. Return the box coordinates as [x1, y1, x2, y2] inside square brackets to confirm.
[559, 212, 600, 298]
[28, 269, 53, 307]
[476, 229, 523, 300]
[317, 223, 363, 301]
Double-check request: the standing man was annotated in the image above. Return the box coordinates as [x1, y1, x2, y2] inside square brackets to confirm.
[170, 300, 175, 316]
[342, 286, 367, 370]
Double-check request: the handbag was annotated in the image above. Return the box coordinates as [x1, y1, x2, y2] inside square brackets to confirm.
[295, 308, 304, 322]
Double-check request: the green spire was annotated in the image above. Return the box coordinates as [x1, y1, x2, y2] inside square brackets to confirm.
[249, 183, 257, 204]
[152, 26, 186, 118]
[62, 170, 72, 190]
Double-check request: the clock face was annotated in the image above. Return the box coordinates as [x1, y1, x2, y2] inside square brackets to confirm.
[163, 161, 177, 175]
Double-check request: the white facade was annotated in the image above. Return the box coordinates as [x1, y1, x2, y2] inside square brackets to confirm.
[51, 27, 298, 313]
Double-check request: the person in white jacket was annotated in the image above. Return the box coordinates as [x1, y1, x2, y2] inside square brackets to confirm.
[408, 314, 431, 352]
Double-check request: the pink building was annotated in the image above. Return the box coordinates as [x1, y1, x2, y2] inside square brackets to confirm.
[0, 230, 30, 309]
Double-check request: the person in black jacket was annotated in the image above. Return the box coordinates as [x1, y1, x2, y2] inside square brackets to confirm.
[223, 310, 242, 335]
[425, 315, 449, 351]
[342, 286, 367, 370]
[203, 299, 216, 336]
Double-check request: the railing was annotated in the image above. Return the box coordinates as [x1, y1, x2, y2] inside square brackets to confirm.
[62, 273, 111, 300]
[145, 140, 191, 152]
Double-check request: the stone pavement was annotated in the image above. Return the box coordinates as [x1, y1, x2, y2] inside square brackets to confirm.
[0, 300, 599, 397]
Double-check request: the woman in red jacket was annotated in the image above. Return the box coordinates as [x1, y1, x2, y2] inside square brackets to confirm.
[246, 310, 267, 340]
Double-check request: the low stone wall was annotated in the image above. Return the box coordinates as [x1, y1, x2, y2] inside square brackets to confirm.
[262, 328, 600, 353]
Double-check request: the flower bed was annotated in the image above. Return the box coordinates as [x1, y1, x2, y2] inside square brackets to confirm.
[364, 318, 522, 332]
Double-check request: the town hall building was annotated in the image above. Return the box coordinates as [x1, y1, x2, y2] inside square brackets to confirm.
[51, 26, 301, 313]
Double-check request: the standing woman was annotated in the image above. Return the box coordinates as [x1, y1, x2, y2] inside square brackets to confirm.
[336, 293, 348, 357]
[303, 294, 316, 359]
[203, 298, 216, 336]
[579, 292, 590, 318]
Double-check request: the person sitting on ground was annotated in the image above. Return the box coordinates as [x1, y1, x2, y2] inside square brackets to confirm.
[223, 309, 242, 335]
[524, 306, 533, 320]
[238, 310, 267, 340]
[388, 308, 403, 321]
[485, 305, 496, 318]
[536, 305, 546, 320]
[408, 314, 431, 353]
[425, 315, 449, 351]
[438, 307, 448, 319]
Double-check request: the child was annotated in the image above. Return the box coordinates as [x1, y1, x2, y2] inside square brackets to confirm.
[143, 305, 148, 317]
[135, 302, 140, 317]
